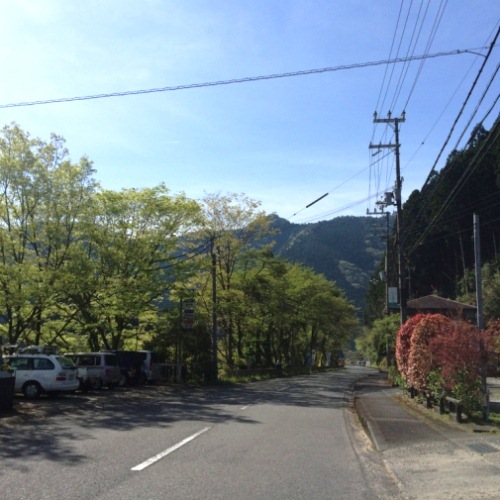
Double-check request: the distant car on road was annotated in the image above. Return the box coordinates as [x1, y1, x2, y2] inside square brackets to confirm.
[336, 350, 346, 367]
[5, 353, 79, 399]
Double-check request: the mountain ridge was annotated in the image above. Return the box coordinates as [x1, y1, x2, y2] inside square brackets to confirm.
[267, 214, 387, 312]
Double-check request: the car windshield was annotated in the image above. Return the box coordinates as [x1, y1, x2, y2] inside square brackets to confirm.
[56, 356, 77, 369]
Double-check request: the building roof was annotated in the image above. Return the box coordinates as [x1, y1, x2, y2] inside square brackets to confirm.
[406, 295, 476, 311]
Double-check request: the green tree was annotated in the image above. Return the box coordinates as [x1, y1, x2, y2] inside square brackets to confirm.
[199, 192, 273, 368]
[234, 252, 358, 369]
[0, 123, 97, 346]
[64, 185, 202, 350]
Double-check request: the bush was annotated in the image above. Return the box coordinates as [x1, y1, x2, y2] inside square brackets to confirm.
[396, 314, 500, 415]
[407, 314, 452, 391]
[452, 371, 483, 416]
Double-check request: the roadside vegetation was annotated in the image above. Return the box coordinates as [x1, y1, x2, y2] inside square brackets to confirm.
[0, 123, 357, 381]
[358, 117, 500, 422]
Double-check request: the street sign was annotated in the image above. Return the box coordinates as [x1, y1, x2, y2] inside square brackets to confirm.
[182, 299, 196, 328]
[182, 318, 195, 329]
[388, 287, 399, 308]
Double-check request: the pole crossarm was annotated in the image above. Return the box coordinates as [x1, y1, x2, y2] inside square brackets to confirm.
[369, 142, 397, 149]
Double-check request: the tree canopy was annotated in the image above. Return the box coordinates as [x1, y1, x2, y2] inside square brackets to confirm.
[0, 124, 358, 377]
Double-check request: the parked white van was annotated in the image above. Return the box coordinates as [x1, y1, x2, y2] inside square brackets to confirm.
[5, 354, 79, 399]
[65, 352, 121, 391]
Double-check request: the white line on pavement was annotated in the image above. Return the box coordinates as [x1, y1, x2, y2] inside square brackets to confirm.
[131, 427, 211, 471]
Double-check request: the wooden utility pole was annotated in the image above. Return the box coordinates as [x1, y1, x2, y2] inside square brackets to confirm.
[366, 206, 391, 316]
[370, 111, 406, 325]
[211, 236, 218, 383]
[367, 205, 392, 370]
[474, 213, 489, 419]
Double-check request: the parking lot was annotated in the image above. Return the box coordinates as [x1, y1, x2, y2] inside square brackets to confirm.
[0, 383, 173, 428]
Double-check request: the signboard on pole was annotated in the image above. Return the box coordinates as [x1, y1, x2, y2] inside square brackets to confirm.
[388, 287, 399, 309]
[182, 299, 195, 329]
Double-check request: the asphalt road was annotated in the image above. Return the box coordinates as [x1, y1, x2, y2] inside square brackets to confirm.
[1, 366, 397, 500]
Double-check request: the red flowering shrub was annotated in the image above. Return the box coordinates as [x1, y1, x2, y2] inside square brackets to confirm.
[407, 314, 453, 391]
[429, 321, 481, 390]
[395, 314, 500, 412]
[395, 314, 425, 382]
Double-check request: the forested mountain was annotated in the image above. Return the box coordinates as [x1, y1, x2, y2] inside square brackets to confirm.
[265, 215, 387, 312]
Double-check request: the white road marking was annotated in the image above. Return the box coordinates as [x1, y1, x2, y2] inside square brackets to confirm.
[240, 405, 250, 410]
[131, 427, 211, 471]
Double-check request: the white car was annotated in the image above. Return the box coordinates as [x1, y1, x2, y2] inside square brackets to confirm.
[5, 354, 79, 399]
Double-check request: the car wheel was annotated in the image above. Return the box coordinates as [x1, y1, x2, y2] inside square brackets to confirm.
[23, 381, 42, 399]
[91, 378, 103, 390]
[119, 373, 129, 387]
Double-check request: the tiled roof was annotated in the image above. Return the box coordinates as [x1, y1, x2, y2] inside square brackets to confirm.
[407, 295, 476, 310]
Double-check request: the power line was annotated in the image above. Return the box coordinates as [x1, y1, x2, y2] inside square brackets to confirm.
[421, 29, 500, 188]
[406, 118, 500, 256]
[399, 27, 500, 241]
[0, 47, 491, 109]
[290, 164, 371, 218]
[400, 0, 448, 112]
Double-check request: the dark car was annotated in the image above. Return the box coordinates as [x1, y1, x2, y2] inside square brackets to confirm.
[104, 350, 160, 386]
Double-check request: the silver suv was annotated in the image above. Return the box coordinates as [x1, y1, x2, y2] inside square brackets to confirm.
[5, 354, 79, 399]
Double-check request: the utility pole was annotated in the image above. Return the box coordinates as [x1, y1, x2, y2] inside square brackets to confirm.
[366, 205, 392, 376]
[370, 111, 407, 325]
[211, 236, 218, 383]
[366, 204, 391, 316]
[474, 213, 488, 419]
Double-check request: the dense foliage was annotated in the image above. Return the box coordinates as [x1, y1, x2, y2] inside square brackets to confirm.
[395, 313, 500, 413]
[0, 124, 358, 376]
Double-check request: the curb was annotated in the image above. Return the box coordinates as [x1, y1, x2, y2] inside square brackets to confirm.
[353, 394, 387, 451]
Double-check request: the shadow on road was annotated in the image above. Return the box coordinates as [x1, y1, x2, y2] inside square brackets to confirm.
[0, 366, 373, 464]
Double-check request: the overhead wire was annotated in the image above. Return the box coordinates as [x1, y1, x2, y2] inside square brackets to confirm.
[0, 48, 489, 109]
[402, 17, 500, 173]
[146, 238, 212, 271]
[400, 56, 482, 175]
[399, 190, 500, 243]
[370, 1, 446, 209]
[400, 27, 500, 241]
[378, 0, 413, 116]
[291, 164, 371, 218]
[406, 117, 500, 256]
[389, 0, 430, 113]
[401, 0, 448, 112]
[372, 0, 405, 139]
[365, 8, 499, 269]
[421, 27, 499, 188]
[450, 63, 500, 150]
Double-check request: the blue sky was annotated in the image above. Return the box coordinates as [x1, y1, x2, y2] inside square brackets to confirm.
[0, 1, 498, 223]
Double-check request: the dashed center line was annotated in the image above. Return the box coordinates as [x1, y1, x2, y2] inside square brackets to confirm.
[131, 427, 211, 471]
